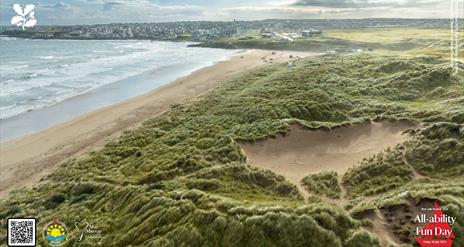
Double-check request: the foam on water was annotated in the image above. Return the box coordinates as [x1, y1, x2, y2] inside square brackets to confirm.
[0, 39, 236, 119]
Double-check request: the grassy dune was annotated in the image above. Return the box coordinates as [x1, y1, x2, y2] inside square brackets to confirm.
[302, 171, 342, 198]
[0, 54, 463, 246]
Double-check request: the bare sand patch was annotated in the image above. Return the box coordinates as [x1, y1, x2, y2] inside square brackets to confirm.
[239, 120, 418, 197]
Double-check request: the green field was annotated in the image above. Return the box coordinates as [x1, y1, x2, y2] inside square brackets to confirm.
[193, 27, 464, 63]
[328, 28, 464, 62]
[1, 38, 463, 246]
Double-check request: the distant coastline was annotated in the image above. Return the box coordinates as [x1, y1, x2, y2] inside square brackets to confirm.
[1, 18, 458, 41]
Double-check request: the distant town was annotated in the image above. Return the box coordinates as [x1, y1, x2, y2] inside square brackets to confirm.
[0, 19, 457, 41]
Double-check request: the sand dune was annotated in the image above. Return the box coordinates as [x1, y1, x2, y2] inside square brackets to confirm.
[239, 120, 418, 197]
[0, 49, 316, 198]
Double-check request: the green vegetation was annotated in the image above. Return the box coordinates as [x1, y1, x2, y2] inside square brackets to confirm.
[192, 28, 464, 62]
[342, 146, 414, 198]
[327, 28, 452, 43]
[344, 123, 463, 245]
[327, 28, 464, 62]
[344, 122, 463, 199]
[176, 33, 192, 40]
[191, 36, 365, 52]
[0, 53, 463, 246]
[344, 231, 380, 247]
[302, 171, 341, 198]
[405, 122, 464, 177]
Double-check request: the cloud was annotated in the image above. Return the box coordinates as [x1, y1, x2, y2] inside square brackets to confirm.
[293, 0, 361, 8]
[89, 1, 205, 23]
[223, 0, 452, 19]
[219, 6, 325, 19]
[36, 2, 71, 10]
[292, 0, 445, 8]
[103, 2, 122, 11]
[0, 0, 455, 25]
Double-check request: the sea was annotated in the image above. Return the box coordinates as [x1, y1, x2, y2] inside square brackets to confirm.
[0, 37, 237, 141]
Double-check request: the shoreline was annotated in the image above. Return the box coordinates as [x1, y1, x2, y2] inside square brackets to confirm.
[0, 54, 236, 142]
[0, 49, 316, 198]
[0, 40, 237, 142]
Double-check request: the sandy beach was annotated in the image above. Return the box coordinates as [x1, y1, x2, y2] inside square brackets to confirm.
[0, 49, 314, 197]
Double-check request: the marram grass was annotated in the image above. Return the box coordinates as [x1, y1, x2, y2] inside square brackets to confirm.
[0, 54, 463, 246]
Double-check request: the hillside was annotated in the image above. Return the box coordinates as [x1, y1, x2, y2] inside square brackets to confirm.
[0, 54, 463, 246]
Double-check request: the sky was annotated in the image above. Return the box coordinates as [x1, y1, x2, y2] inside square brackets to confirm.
[0, 0, 461, 25]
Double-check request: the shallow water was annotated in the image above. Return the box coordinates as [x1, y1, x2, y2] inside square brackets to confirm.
[0, 38, 237, 141]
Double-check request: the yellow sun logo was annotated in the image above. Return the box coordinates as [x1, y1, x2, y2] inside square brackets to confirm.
[46, 224, 65, 237]
[43, 220, 68, 246]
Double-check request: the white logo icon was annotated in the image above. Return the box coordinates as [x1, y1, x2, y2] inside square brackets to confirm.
[11, 4, 37, 30]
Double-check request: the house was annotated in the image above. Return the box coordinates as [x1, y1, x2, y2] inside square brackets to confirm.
[261, 31, 272, 38]
[69, 30, 83, 37]
[302, 29, 322, 37]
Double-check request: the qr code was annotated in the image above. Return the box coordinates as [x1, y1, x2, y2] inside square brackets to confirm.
[7, 218, 36, 246]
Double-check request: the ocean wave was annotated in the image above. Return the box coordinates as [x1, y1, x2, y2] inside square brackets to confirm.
[0, 64, 30, 71]
[38, 55, 56, 59]
[92, 50, 113, 53]
[0, 79, 15, 86]
[0, 36, 17, 41]
[1, 39, 237, 120]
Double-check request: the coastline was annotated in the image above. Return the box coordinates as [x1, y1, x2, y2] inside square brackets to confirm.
[0, 49, 316, 197]
[0, 39, 237, 141]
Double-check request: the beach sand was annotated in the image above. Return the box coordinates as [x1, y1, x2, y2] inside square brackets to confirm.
[0, 49, 315, 197]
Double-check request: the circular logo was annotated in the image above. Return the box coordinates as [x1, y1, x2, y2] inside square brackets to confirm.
[43, 220, 68, 246]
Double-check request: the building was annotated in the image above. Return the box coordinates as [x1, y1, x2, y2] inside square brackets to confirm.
[302, 29, 322, 37]
[261, 31, 272, 38]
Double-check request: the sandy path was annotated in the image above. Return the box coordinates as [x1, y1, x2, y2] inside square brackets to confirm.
[239, 121, 417, 198]
[0, 49, 316, 198]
